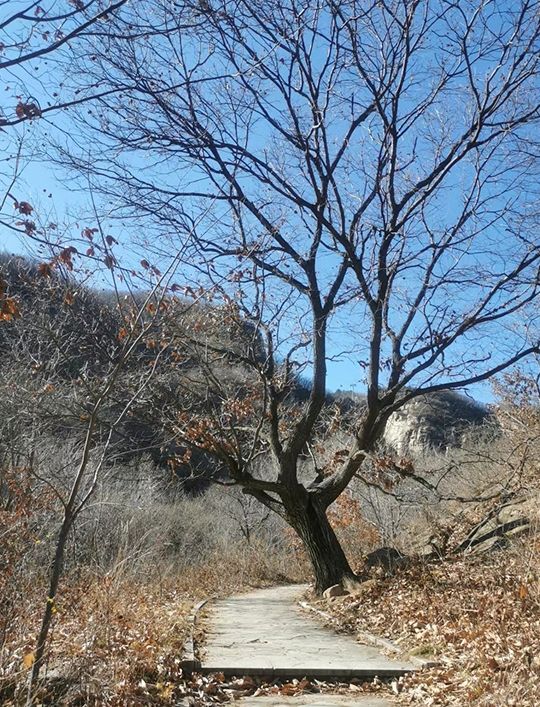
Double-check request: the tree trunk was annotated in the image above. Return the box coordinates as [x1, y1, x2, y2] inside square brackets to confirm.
[285, 491, 357, 595]
[27, 515, 71, 703]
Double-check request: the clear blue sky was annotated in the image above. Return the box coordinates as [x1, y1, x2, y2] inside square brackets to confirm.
[0, 106, 500, 408]
[4, 2, 536, 405]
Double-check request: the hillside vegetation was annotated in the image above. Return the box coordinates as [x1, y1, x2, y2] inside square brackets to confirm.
[1, 255, 539, 705]
[0, 255, 492, 470]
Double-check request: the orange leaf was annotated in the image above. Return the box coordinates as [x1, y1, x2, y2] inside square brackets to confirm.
[22, 652, 35, 669]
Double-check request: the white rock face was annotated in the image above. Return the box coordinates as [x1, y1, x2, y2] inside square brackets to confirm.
[384, 407, 445, 455]
[382, 391, 491, 455]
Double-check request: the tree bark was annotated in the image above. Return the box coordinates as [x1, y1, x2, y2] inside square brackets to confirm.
[27, 513, 71, 702]
[285, 490, 357, 595]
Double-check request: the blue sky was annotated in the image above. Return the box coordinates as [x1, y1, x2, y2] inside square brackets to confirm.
[0, 116, 502, 407]
[4, 1, 538, 405]
[1, 183, 496, 405]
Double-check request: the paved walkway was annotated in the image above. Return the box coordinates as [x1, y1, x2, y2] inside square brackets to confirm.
[201, 584, 414, 680]
[240, 697, 395, 706]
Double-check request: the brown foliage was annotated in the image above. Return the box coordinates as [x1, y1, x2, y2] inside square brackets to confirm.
[316, 541, 540, 705]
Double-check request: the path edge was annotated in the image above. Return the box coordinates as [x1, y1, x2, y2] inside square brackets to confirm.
[180, 598, 208, 674]
[298, 600, 439, 669]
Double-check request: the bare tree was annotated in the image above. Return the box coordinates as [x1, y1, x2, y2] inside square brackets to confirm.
[0, 0, 130, 256]
[0, 252, 182, 699]
[0, 0, 128, 126]
[55, 0, 540, 592]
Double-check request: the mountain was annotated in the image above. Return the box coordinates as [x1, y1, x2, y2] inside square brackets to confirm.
[0, 255, 492, 476]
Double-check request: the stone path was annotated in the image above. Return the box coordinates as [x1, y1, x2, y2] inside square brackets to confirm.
[201, 584, 414, 680]
[240, 697, 395, 706]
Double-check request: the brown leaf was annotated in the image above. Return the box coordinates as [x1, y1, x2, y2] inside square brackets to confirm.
[280, 683, 298, 696]
[486, 657, 500, 671]
[59, 247, 77, 271]
[15, 200, 33, 215]
[82, 227, 98, 240]
[0, 296, 21, 321]
[15, 101, 41, 119]
[22, 652, 35, 669]
[38, 262, 53, 277]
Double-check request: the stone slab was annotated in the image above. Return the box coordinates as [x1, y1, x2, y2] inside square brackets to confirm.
[240, 696, 395, 706]
[201, 584, 415, 679]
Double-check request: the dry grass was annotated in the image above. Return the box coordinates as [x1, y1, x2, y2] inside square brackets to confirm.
[1, 573, 190, 705]
[2, 376, 538, 705]
[1, 539, 304, 705]
[0, 478, 305, 706]
[4, 510, 540, 706]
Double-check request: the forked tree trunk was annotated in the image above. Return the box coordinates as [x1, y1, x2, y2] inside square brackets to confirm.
[285, 492, 358, 595]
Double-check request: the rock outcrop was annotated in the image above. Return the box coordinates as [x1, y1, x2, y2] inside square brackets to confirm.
[383, 391, 492, 455]
[333, 389, 492, 455]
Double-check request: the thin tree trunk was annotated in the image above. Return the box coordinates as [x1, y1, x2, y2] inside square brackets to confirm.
[26, 515, 71, 703]
[285, 492, 357, 595]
